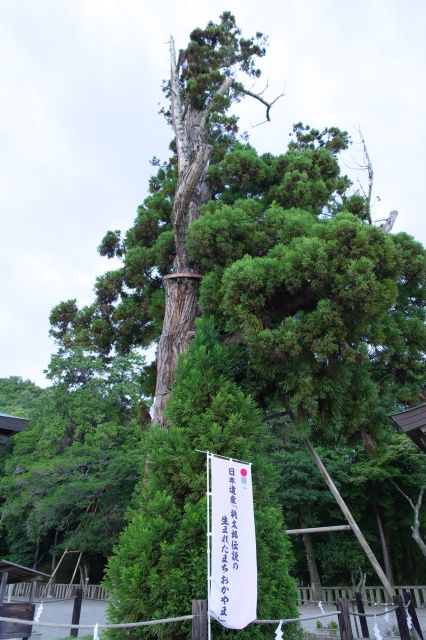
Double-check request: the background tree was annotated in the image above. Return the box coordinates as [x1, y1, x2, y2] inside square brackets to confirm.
[0, 376, 46, 558]
[274, 433, 426, 587]
[0, 349, 146, 577]
[0, 376, 45, 417]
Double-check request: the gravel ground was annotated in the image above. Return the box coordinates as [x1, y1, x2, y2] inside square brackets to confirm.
[5, 599, 426, 639]
[7, 599, 108, 640]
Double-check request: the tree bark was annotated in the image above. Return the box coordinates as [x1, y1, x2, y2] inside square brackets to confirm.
[152, 276, 203, 425]
[374, 506, 394, 585]
[302, 532, 322, 601]
[151, 39, 214, 426]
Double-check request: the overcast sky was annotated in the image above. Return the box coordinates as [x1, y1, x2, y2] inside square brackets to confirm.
[0, 0, 425, 387]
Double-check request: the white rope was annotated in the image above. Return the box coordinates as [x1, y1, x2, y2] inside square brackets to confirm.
[0, 614, 193, 629]
[349, 600, 411, 618]
[350, 606, 399, 618]
[1, 602, 410, 632]
[255, 611, 340, 624]
[0, 610, 337, 630]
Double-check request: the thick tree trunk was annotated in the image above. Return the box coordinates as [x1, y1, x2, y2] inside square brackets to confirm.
[302, 532, 322, 601]
[151, 144, 211, 426]
[374, 506, 394, 585]
[151, 39, 215, 426]
[152, 276, 203, 426]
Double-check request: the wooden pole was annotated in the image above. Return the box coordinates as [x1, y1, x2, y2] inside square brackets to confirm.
[192, 599, 207, 640]
[0, 572, 8, 605]
[403, 591, 424, 640]
[41, 548, 69, 599]
[66, 552, 82, 599]
[355, 592, 369, 639]
[70, 586, 83, 638]
[286, 525, 351, 535]
[393, 595, 410, 640]
[306, 438, 395, 599]
[336, 597, 354, 640]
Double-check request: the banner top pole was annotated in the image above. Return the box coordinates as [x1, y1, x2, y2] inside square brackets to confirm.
[195, 450, 252, 466]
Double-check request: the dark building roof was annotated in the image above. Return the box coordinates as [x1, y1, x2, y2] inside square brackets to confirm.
[0, 413, 29, 439]
[0, 560, 50, 584]
[390, 403, 426, 452]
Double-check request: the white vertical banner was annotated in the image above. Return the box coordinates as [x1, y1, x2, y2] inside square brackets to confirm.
[209, 454, 257, 629]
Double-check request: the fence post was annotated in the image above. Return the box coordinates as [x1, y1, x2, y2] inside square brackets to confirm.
[393, 595, 410, 640]
[70, 586, 83, 638]
[192, 599, 207, 640]
[336, 597, 354, 640]
[403, 592, 424, 640]
[355, 592, 369, 639]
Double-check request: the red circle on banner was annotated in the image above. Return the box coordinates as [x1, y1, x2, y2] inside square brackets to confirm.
[240, 468, 247, 476]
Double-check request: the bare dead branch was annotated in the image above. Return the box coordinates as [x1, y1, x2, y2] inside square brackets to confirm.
[169, 36, 186, 172]
[248, 79, 269, 96]
[358, 129, 373, 222]
[235, 84, 285, 123]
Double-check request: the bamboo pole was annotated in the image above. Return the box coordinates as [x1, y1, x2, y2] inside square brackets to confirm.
[41, 548, 69, 599]
[305, 438, 395, 598]
[286, 525, 351, 535]
[66, 552, 82, 598]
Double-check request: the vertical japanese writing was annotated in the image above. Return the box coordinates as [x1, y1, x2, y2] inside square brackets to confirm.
[229, 467, 239, 570]
[220, 514, 229, 619]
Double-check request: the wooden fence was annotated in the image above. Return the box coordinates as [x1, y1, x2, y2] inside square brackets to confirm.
[7, 582, 109, 600]
[7, 582, 426, 607]
[298, 585, 426, 607]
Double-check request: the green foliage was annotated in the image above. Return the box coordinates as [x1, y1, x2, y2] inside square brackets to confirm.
[207, 136, 349, 212]
[0, 349, 147, 569]
[176, 12, 266, 111]
[0, 376, 45, 417]
[106, 318, 298, 639]
[191, 210, 425, 442]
